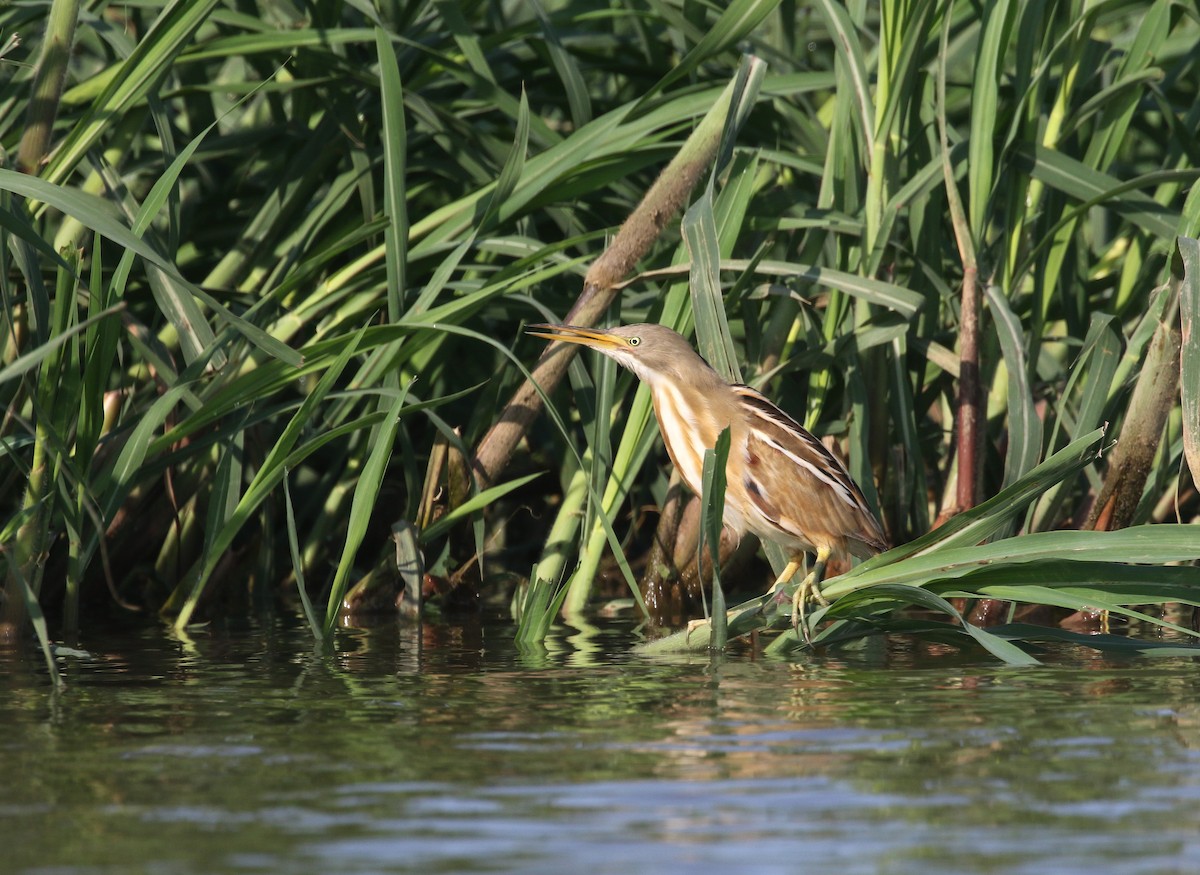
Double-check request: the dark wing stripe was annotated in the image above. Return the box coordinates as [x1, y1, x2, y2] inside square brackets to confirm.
[757, 433, 858, 508]
[733, 385, 867, 507]
[742, 471, 782, 528]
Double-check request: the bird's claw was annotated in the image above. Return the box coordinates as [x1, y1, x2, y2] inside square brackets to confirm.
[791, 572, 830, 646]
[685, 618, 709, 642]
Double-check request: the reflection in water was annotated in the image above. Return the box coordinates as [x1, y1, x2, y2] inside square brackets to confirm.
[1, 616, 1198, 874]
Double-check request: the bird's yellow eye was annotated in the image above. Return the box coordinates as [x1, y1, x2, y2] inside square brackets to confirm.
[628, 336, 641, 347]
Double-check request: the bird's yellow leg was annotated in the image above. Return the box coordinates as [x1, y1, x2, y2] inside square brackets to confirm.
[768, 558, 804, 595]
[793, 546, 831, 645]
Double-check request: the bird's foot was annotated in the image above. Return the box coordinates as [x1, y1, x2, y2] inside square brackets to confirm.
[685, 618, 710, 643]
[792, 571, 830, 646]
[763, 559, 803, 616]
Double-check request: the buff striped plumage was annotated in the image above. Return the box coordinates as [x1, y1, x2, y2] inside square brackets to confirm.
[526, 321, 889, 594]
[730, 384, 887, 560]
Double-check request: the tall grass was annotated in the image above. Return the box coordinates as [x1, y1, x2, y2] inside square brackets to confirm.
[2, 0, 1198, 672]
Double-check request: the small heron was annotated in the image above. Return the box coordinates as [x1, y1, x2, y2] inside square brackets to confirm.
[527, 322, 888, 640]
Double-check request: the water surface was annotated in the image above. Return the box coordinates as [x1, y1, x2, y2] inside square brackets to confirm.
[3, 617, 1199, 874]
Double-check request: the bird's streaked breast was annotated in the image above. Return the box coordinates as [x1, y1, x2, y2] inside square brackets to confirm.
[648, 376, 708, 496]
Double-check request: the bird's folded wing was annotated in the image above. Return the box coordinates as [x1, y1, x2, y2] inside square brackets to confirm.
[734, 385, 887, 555]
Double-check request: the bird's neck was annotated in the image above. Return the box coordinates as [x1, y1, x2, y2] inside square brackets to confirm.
[644, 370, 738, 495]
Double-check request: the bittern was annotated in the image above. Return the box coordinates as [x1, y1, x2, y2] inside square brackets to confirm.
[527, 322, 887, 640]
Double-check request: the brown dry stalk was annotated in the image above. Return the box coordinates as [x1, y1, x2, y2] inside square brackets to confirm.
[936, 7, 981, 515]
[955, 264, 982, 511]
[470, 81, 740, 491]
[1086, 290, 1182, 530]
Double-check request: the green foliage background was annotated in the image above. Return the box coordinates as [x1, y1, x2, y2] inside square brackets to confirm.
[2, 0, 1199, 663]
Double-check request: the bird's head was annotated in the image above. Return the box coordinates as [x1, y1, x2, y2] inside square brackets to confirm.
[526, 322, 707, 385]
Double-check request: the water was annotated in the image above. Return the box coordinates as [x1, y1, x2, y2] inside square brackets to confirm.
[3, 616, 1199, 874]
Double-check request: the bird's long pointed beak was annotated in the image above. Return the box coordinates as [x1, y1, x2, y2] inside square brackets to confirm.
[526, 323, 623, 350]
